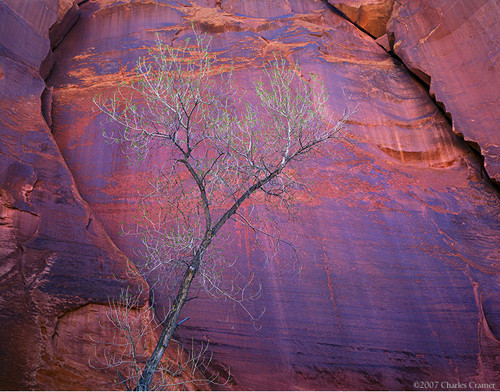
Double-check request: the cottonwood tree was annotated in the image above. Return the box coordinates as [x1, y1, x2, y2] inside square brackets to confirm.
[95, 30, 349, 391]
[89, 273, 217, 391]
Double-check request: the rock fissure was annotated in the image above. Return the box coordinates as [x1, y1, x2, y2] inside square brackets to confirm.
[1, 203, 40, 219]
[324, 1, 377, 39]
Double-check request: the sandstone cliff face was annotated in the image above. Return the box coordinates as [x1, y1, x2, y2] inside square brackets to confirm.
[387, 0, 500, 185]
[1, 0, 499, 390]
[0, 1, 152, 389]
[328, 0, 500, 186]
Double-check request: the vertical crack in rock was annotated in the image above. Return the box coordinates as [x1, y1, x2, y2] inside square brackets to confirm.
[85, 216, 92, 230]
[41, 86, 53, 128]
[40, 2, 81, 129]
[470, 279, 487, 382]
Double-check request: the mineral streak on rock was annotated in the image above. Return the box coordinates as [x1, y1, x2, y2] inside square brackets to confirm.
[44, 0, 500, 390]
[387, 0, 500, 184]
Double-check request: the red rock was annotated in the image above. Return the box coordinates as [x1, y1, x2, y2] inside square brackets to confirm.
[49, 0, 81, 50]
[1, 0, 499, 390]
[375, 32, 390, 51]
[44, 0, 500, 390]
[387, 0, 500, 183]
[36, 303, 204, 390]
[0, 0, 150, 389]
[328, 0, 394, 38]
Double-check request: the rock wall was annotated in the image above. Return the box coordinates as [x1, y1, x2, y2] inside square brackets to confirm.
[328, 0, 500, 186]
[0, 1, 154, 389]
[1, 0, 499, 390]
[386, 0, 500, 184]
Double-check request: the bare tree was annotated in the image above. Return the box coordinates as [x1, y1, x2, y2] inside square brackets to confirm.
[88, 269, 219, 391]
[94, 29, 349, 391]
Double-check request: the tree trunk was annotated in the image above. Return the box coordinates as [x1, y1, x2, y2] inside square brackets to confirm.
[134, 264, 197, 391]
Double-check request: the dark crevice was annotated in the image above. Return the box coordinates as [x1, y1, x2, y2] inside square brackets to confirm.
[40, 3, 81, 130]
[49, 4, 81, 52]
[393, 53, 498, 191]
[322, 0, 378, 40]
[3, 203, 40, 218]
[39, 50, 54, 81]
[393, 57, 498, 191]
[41, 87, 53, 128]
[25, 179, 39, 205]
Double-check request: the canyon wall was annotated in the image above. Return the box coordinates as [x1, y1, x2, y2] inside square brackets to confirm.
[0, 1, 154, 389]
[329, 0, 500, 184]
[1, 0, 499, 390]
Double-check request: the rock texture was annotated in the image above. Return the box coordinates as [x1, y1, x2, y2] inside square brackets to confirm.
[44, 0, 500, 390]
[327, 0, 394, 38]
[0, 1, 153, 389]
[387, 0, 500, 184]
[1, 0, 499, 390]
